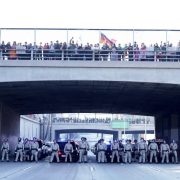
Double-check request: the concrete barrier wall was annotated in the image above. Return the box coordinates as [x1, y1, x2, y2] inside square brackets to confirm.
[0, 61, 180, 84]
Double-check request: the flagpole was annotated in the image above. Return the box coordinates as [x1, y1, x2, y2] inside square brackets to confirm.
[99, 30, 101, 45]
[0, 29, 1, 44]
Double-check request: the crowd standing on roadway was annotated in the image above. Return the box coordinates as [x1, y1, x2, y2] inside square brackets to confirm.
[1, 137, 178, 164]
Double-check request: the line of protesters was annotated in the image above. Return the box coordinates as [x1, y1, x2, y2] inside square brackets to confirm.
[1, 38, 180, 61]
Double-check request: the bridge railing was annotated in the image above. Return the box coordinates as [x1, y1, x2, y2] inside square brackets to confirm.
[1, 28, 180, 62]
[0, 49, 180, 62]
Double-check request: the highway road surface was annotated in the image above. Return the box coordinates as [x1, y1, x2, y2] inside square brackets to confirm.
[0, 157, 180, 180]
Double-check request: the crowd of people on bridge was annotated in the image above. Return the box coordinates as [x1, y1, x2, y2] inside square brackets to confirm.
[0, 137, 178, 164]
[1, 38, 180, 61]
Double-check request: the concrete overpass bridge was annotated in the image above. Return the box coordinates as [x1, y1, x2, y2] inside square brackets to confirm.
[0, 60, 180, 148]
[52, 122, 154, 140]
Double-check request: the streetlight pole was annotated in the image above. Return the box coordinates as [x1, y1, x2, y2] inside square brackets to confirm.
[166, 30, 168, 61]
[42, 116, 45, 140]
[123, 118, 126, 138]
[49, 114, 52, 141]
[67, 29, 69, 45]
[145, 117, 147, 140]
[34, 29, 36, 44]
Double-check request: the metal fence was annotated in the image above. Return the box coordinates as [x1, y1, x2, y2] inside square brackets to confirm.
[1, 49, 180, 62]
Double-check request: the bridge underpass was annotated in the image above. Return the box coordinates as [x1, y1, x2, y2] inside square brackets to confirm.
[55, 129, 119, 141]
[0, 61, 180, 150]
[51, 120, 154, 141]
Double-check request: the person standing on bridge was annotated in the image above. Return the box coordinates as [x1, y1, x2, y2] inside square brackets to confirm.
[170, 140, 178, 163]
[124, 140, 133, 164]
[97, 139, 107, 163]
[110, 48, 118, 61]
[50, 139, 60, 163]
[15, 137, 24, 162]
[64, 139, 73, 162]
[138, 138, 147, 164]
[78, 137, 89, 163]
[148, 139, 159, 163]
[1, 138, 10, 162]
[160, 140, 170, 163]
[30, 137, 39, 162]
[111, 140, 119, 163]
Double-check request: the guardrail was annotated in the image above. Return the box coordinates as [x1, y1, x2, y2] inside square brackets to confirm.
[0, 49, 179, 62]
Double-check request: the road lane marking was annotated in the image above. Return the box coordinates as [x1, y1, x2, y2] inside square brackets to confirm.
[0, 166, 33, 179]
[22, 166, 32, 171]
[89, 166, 96, 180]
[90, 166, 95, 172]
[149, 167, 161, 172]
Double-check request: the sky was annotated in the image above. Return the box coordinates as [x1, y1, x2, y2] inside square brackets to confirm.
[0, 0, 180, 45]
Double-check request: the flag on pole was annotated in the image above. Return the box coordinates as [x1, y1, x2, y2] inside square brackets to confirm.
[99, 33, 115, 47]
[111, 39, 117, 44]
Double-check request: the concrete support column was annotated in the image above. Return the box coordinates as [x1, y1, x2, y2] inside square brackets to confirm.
[0, 102, 20, 152]
[118, 130, 122, 139]
[113, 131, 119, 140]
[0, 103, 2, 139]
[155, 114, 179, 142]
[51, 124, 55, 140]
[170, 114, 179, 141]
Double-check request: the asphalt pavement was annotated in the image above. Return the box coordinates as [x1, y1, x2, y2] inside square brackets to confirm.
[0, 156, 180, 180]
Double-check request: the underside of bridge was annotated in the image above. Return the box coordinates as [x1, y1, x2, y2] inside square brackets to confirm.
[0, 80, 180, 115]
[0, 80, 180, 148]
